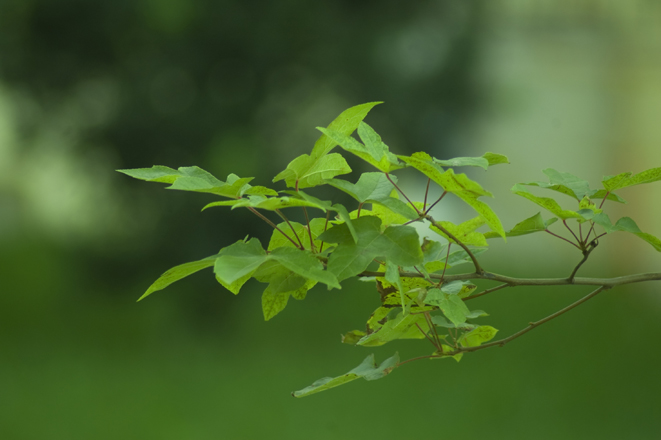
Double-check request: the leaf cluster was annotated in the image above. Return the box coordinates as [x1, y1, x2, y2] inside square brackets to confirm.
[118, 103, 661, 397]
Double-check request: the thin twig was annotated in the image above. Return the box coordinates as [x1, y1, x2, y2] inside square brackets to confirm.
[425, 214, 483, 274]
[301, 207, 316, 251]
[424, 191, 447, 215]
[275, 209, 305, 249]
[423, 178, 431, 211]
[386, 173, 421, 215]
[545, 230, 581, 249]
[563, 219, 581, 245]
[415, 322, 438, 348]
[247, 207, 300, 249]
[450, 285, 608, 355]
[463, 283, 510, 301]
[319, 211, 330, 253]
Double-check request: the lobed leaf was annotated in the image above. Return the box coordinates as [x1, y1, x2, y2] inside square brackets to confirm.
[319, 216, 423, 281]
[424, 288, 471, 326]
[591, 213, 661, 252]
[274, 102, 381, 188]
[317, 122, 404, 173]
[292, 352, 399, 398]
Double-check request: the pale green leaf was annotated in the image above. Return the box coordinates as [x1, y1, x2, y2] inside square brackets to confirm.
[459, 325, 498, 347]
[292, 352, 399, 398]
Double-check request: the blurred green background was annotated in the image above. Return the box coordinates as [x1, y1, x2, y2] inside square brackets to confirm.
[2, 1, 661, 438]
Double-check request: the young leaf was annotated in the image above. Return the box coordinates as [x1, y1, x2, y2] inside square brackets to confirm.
[317, 123, 404, 173]
[542, 169, 591, 200]
[292, 352, 399, 398]
[138, 255, 217, 301]
[602, 167, 661, 192]
[274, 102, 381, 188]
[433, 156, 489, 170]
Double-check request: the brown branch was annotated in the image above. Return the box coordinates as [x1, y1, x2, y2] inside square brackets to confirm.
[462, 283, 510, 301]
[247, 207, 301, 249]
[275, 209, 305, 249]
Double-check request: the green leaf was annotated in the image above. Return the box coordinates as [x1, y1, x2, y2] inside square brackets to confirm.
[319, 216, 423, 281]
[384, 260, 406, 309]
[399, 153, 505, 239]
[317, 123, 404, 172]
[433, 156, 489, 170]
[214, 238, 268, 286]
[326, 172, 396, 203]
[310, 102, 383, 158]
[292, 352, 399, 398]
[482, 152, 510, 166]
[589, 189, 626, 204]
[542, 169, 591, 200]
[273, 102, 381, 188]
[268, 219, 326, 251]
[117, 166, 257, 198]
[602, 167, 661, 191]
[424, 288, 471, 326]
[357, 311, 429, 346]
[430, 216, 487, 247]
[326, 173, 418, 220]
[484, 212, 558, 239]
[203, 193, 330, 212]
[269, 247, 341, 289]
[591, 213, 661, 252]
[511, 184, 587, 220]
[138, 255, 217, 301]
[459, 325, 498, 347]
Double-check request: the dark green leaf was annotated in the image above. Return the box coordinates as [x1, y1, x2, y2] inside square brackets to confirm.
[319, 216, 423, 281]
